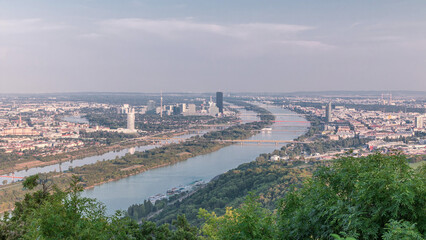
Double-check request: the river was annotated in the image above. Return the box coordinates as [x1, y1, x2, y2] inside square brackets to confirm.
[61, 115, 89, 124]
[82, 105, 309, 215]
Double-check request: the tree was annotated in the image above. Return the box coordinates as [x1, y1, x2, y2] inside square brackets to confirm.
[199, 194, 276, 240]
[278, 153, 425, 240]
[171, 215, 198, 240]
[0, 175, 201, 240]
[0, 174, 53, 239]
[382, 220, 424, 240]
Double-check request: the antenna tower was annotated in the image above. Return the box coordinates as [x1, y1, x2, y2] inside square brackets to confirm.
[160, 91, 163, 118]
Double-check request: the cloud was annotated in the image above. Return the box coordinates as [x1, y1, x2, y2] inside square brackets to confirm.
[99, 18, 225, 38]
[0, 47, 10, 59]
[0, 18, 67, 34]
[95, 18, 331, 54]
[77, 33, 102, 40]
[336, 21, 426, 51]
[278, 40, 336, 50]
[99, 18, 313, 39]
[350, 22, 362, 28]
[232, 23, 312, 34]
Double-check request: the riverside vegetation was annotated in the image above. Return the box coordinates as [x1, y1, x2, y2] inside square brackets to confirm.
[0, 154, 424, 239]
[147, 160, 314, 226]
[0, 133, 144, 173]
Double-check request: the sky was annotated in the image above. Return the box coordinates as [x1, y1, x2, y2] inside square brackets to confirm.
[0, 0, 425, 93]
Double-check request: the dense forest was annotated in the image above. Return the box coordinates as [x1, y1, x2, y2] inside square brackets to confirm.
[80, 130, 138, 144]
[1, 154, 424, 239]
[279, 136, 368, 158]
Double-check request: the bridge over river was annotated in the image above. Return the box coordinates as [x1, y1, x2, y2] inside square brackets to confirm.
[215, 139, 312, 145]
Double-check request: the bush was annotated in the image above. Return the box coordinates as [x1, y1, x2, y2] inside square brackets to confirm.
[278, 153, 425, 240]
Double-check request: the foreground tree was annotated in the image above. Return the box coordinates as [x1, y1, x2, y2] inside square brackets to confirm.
[0, 174, 198, 240]
[278, 153, 425, 240]
[199, 194, 276, 240]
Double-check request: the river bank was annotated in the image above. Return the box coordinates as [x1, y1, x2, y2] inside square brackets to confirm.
[83, 163, 171, 190]
[0, 128, 206, 182]
[0, 139, 149, 175]
[0, 127, 203, 176]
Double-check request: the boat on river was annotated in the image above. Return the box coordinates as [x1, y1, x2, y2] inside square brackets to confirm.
[147, 179, 206, 203]
[148, 194, 167, 204]
[261, 127, 272, 132]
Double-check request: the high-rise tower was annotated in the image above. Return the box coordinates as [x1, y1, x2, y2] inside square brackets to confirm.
[216, 92, 223, 113]
[147, 100, 156, 111]
[326, 102, 332, 123]
[415, 116, 423, 129]
[160, 91, 163, 118]
[127, 108, 135, 131]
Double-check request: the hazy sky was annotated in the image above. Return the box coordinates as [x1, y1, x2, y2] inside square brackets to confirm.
[1, 0, 426, 93]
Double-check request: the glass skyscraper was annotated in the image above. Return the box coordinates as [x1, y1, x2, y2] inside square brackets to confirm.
[216, 92, 223, 113]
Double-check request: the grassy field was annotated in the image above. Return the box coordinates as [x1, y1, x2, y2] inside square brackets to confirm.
[409, 160, 426, 169]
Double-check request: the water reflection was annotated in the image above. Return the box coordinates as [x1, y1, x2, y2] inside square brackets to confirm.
[128, 147, 136, 155]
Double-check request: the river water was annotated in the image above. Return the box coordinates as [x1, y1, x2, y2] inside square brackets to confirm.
[62, 115, 89, 124]
[82, 105, 309, 214]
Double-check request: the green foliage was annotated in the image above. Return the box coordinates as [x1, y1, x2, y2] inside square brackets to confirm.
[128, 199, 156, 220]
[24, 193, 111, 239]
[80, 130, 138, 144]
[278, 136, 368, 158]
[152, 160, 311, 226]
[331, 234, 357, 240]
[0, 175, 201, 240]
[172, 215, 199, 240]
[382, 220, 424, 240]
[1, 175, 54, 239]
[199, 194, 276, 240]
[22, 174, 40, 190]
[278, 153, 426, 240]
